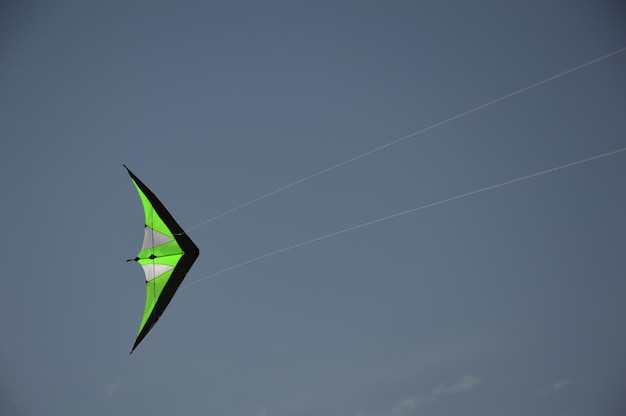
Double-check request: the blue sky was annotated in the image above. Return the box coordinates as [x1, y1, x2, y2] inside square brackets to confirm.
[1, 1, 625, 415]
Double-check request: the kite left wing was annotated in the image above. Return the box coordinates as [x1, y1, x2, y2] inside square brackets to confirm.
[124, 166, 199, 353]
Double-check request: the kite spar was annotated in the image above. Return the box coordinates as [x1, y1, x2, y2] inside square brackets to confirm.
[124, 166, 199, 353]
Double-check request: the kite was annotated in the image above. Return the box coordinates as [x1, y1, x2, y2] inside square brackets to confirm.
[124, 165, 199, 353]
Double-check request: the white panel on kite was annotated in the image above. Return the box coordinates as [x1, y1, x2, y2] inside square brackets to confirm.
[142, 227, 174, 250]
[141, 263, 174, 282]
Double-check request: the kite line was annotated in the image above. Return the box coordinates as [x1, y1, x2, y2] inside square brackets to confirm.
[186, 46, 626, 232]
[180, 145, 626, 290]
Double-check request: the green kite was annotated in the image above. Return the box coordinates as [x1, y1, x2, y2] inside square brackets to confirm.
[125, 166, 200, 353]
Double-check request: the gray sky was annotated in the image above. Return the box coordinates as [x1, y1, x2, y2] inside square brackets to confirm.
[1, 1, 625, 415]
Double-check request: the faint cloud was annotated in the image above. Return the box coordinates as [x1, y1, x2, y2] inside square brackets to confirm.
[386, 396, 424, 415]
[552, 378, 574, 391]
[355, 395, 427, 416]
[253, 406, 268, 416]
[104, 382, 119, 398]
[432, 383, 445, 395]
[433, 375, 481, 395]
[538, 377, 580, 395]
[279, 398, 299, 410]
[356, 375, 480, 416]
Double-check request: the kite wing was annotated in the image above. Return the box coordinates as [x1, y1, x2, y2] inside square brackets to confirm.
[125, 166, 199, 353]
